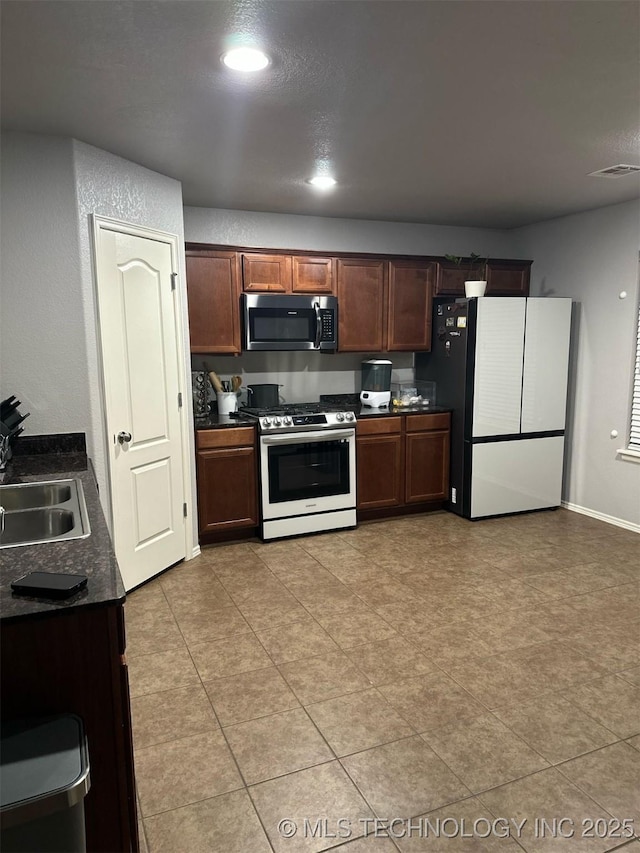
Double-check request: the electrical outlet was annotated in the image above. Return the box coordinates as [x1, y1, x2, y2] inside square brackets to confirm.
[451, 487, 457, 504]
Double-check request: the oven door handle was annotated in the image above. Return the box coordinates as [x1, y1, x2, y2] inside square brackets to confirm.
[314, 302, 322, 348]
[262, 428, 355, 445]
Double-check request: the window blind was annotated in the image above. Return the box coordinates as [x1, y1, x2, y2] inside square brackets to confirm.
[630, 302, 640, 450]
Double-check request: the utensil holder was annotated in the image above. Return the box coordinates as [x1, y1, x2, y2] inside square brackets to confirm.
[216, 392, 238, 416]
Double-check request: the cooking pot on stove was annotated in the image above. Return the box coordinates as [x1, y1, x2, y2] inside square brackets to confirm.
[246, 384, 281, 408]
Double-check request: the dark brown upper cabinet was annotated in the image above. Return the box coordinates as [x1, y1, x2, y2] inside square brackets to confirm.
[292, 256, 334, 293]
[242, 252, 292, 292]
[185, 246, 241, 353]
[336, 258, 386, 352]
[387, 260, 434, 351]
[435, 258, 531, 297]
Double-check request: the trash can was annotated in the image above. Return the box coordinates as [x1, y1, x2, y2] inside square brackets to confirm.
[1, 714, 90, 853]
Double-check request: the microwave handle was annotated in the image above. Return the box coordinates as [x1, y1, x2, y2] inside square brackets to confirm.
[262, 429, 355, 445]
[314, 302, 322, 348]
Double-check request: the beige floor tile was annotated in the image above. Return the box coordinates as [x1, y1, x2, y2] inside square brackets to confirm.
[144, 789, 271, 853]
[172, 604, 251, 646]
[346, 636, 436, 686]
[396, 796, 525, 851]
[472, 578, 551, 610]
[256, 619, 340, 664]
[563, 623, 640, 672]
[306, 688, 415, 756]
[278, 650, 371, 705]
[409, 622, 496, 668]
[131, 685, 218, 750]
[203, 666, 299, 725]
[379, 673, 488, 733]
[250, 760, 374, 853]
[136, 730, 242, 816]
[317, 606, 398, 649]
[619, 665, 640, 686]
[126, 610, 186, 658]
[341, 736, 470, 820]
[337, 837, 399, 852]
[374, 601, 451, 634]
[125, 582, 170, 618]
[559, 742, 640, 826]
[224, 707, 333, 784]
[479, 767, 617, 852]
[189, 633, 272, 680]
[563, 675, 640, 738]
[489, 545, 585, 576]
[494, 695, 618, 764]
[128, 647, 200, 698]
[627, 735, 640, 751]
[138, 820, 149, 853]
[235, 591, 311, 631]
[161, 577, 234, 612]
[422, 713, 548, 794]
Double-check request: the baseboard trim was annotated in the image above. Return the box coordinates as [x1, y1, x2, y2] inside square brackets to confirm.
[190, 545, 201, 560]
[562, 500, 640, 534]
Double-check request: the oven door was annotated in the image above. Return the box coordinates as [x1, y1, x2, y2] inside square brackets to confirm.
[260, 429, 356, 520]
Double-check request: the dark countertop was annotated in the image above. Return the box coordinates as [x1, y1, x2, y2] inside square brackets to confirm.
[194, 403, 451, 430]
[1, 454, 125, 624]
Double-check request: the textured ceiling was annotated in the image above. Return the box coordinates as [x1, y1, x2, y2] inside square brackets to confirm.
[1, 0, 639, 228]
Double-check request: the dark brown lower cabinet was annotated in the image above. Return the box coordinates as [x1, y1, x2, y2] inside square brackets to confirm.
[196, 427, 259, 539]
[1, 604, 138, 853]
[357, 412, 450, 518]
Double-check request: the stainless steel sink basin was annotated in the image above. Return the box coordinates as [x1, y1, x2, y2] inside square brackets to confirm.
[0, 479, 91, 548]
[1, 508, 75, 546]
[0, 482, 72, 511]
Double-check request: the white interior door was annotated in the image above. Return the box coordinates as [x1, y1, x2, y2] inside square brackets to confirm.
[95, 225, 186, 590]
[521, 298, 572, 433]
[472, 298, 526, 436]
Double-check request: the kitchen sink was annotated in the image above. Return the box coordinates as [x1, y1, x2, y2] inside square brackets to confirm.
[0, 479, 91, 548]
[0, 482, 72, 511]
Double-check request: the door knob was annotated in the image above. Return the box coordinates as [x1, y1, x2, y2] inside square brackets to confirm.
[117, 431, 132, 445]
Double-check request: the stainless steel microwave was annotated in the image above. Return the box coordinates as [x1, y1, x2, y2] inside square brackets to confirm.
[242, 294, 338, 352]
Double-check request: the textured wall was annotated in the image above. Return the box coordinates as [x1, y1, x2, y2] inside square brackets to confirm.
[1, 132, 90, 435]
[513, 199, 640, 528]
[184, 206, 518, 257]
[73, 140, 196, 542]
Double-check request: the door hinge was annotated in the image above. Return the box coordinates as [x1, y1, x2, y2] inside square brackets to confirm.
[183, 502, 188, 518]
[178, 392, 183, 408]
[171, 272, 177, 291]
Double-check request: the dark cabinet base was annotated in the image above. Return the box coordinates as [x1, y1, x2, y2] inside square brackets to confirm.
[1, 605, 138, 853]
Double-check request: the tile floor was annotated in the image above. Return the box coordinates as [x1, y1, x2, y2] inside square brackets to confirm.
[126, 509, 640, 852]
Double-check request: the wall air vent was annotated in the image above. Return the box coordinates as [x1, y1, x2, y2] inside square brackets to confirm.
[588, 164, 640, 178]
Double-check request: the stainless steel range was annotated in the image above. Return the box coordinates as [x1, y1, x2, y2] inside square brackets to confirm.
[241, 404, 357, 540]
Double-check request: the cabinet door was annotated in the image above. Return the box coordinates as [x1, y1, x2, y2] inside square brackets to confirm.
[242, 253, 292, 292]
[185, 248, 241, 353]
[337, 259, 386, 352]
[405, 429, 450, 503]
[387, 261, 434, 351]
[197, 446, 258, 533]
[356, 434, 403, 509]
[292, 256, 334, 293]
[434, 262, 466, 296]
[486, 260, 531, 296]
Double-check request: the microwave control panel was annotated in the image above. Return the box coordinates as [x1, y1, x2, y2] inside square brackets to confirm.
[319, 309, 335, 341]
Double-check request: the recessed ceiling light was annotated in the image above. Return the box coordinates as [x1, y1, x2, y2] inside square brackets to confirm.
[221, 47, 270, 72]
[307, 176, 337, 189]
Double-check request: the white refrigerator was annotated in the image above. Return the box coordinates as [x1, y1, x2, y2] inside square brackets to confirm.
[415, 297, 572, 519]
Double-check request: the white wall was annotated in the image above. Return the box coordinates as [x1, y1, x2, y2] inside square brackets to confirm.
[184, 206, 517, 257]
[513, 199, 640, 528]
[1, 133, 89, 436]
[73, 140, 197, 544]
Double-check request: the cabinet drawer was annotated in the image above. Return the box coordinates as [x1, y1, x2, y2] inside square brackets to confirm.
[356, 416, 402, 436]
[196, 427, 255, 449]
[405, 413, 451, 432]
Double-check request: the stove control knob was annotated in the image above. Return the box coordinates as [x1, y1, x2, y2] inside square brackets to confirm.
[345, 412, 355, 421]
[262, 417, 271, 427]
[273, 417, 282, 426]
[283, 416, 293, 426]
[336, 412, 345, 422]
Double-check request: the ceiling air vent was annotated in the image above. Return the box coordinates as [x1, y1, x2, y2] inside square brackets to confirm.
[588, 164, 640, 178]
